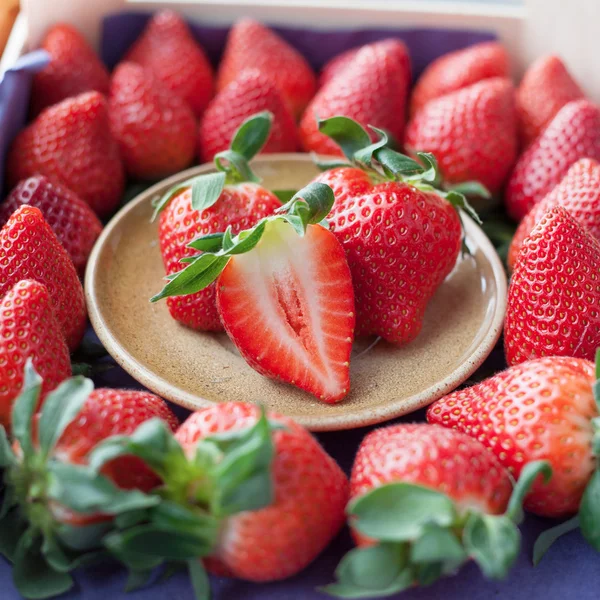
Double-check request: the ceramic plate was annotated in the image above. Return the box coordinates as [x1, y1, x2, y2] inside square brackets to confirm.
[85, 154, 507, 431]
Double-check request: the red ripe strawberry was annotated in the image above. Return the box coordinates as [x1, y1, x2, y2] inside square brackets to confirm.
[300, 39, 411, 156]
[30, 23, 110, 116]
[428, 357, 596, 517]
[217, 18, 316, 118]
[508, 158, 600, 271]
[405, 77, 517, 194]
[0, 206, 86, 351]
[505, 206, 600, 365]
[109, 62, 196, 180]
[174, 403, 348, 581]
[7, 91, 124, 217]
[0, 176, 102, 276]
[0, 280, 70, 429]
[324, 423, 548, 596]
[505, 99, 600, 221]
[158, 184, 280, 332]
[319, 46, 362, 88]
[125, 10, 214, 117]
[198, 69, 298, 163]
[314, 167, 462, 344]
[410, 41, 510, 116]
[516, 55, 585, 147]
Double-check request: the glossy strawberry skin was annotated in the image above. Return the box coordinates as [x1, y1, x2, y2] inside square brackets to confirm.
[7, 91, 125, 218]
[158, 184, 281, 331]
[0, 280, 71, 429]
[216, 222, 354, 403]
[351, 423, 512, 544]
[319, 46, 361, 88]
[516, 55, 584, 147]
[314, 167, 461, 344]
[405, 77, 517, 194]
[427, 357, 596, 517]
[508, 158, 600, 270]
[198, 69, 298, 163]
[0, 176, 102, 276]
[217, 18, 316, 119]
[0, 206, 86, 351]
[505, 207, 600, 365]
[505, 99, 600, 221]
[175, 402, 348, 581]
[410, 41, 510, 116]
[109, 62, 196, 180]
[300, 39, 411, 156]
[56, 389, 179, 494]
[125, 10, 214, 117]
[30, 24, 110, 116]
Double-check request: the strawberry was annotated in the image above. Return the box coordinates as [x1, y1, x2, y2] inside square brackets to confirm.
[0, 176, 102, 276]
[309, 116, 478, 345]
[0, 364, 179, 598]
[405, 77, 517, 194]
[319, 46, 362, 88]
[505, 206, 600, 365]
[30, 23, 110, 116]
[109, 62, 196, 180]
[88, 402, 348, 595]
[428, 357, 596, 518]
[156, 113, 281, 332]
[505, 99, 600, 221]
[198, 69, 298, 163]
[323, 423, 549, 597]
[516, 55, 585, 147]
[0, 206, 86, 351]
[507, 158, 600, 271]
[153, 178, 355, 403]
[300, 39, 411, 156]
[7, 91, 124, 217]
[410, 41, 510, 116]
[125, 10, 214, 117]
[217, 18, 316, 118]
[0, 280, 70, 428]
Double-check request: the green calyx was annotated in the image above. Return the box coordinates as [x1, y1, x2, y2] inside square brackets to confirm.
[315, 115, 484, 226]
[322, 460, 551, 598]
[151, 111, 274, 221]
[535, 348, 600, 563]
[87, 407, 280, 600]
[0, 360, 158, 599]
[150, 181, 335, 302]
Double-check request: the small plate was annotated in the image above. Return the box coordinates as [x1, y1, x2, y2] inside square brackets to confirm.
[85, 154, 507, 431]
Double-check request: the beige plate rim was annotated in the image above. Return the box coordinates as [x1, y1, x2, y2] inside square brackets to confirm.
[85, 153, 507, 431]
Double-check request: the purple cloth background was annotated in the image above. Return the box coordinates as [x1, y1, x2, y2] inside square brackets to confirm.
[0, 10, 597, 600]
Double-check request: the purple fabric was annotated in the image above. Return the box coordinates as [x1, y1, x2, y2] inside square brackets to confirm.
[1, 10, 596, 600]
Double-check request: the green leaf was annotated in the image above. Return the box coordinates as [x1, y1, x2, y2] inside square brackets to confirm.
[47, 462, 160, 515]
[55, 520, 113, 551]
[444, 191, 483, 226]
[0, 486, 17, 519]
[38, 375, 93, 458]
[410, 524, 467, 566]
[190, 172, 226, 213]
[41, 534, 105, 573]
[273, 189, 297, 203]
[414, 152, 441, 186]
[187, 233, 225, 253]
[125, 568, 155, 592]
[230, 111, 273, 160]
[12, 360, 42, 460]
[533, 516, 580, 565]
[580, 469, 600, 550]
[349, 482, 458, 543]
[415, 562, 444, 586]
[506, 461, 552, 523]
[321, 544, 412, 598]
[188, 559, 211, 600]
[150, 501, 219, 543]
[463, 513, 519, 579]
[353, 126, 389, 167]
[103, 530, 164, 572]
[150, 254, 230, 302]
[215, 150, 260, 184]
[13, 533, 74, 600]
[150, 177, 197, 222]
[317, 116, 372, 161]
[312, 154, 354, 172]
[373, 147, 424, 179]
[0, 426, 16, 468]
[448, 181, 491, 200]
[0, 509, 27, 562]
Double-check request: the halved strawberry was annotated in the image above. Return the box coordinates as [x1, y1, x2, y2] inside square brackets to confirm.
[152, 177, 355, 403]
